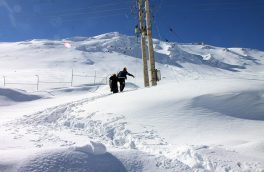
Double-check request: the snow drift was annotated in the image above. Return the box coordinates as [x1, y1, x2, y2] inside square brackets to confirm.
[191, 90, 264, 121]
[0, 32, 264, 171]
[0, 88, 42, 106]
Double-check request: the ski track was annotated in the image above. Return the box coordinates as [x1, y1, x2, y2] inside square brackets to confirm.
[2, 92, 264, 172]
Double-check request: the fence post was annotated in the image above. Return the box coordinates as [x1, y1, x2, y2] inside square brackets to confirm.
[35, 75, 39, 91]
[94, 70, 96, 84]
[71, 69, 74, 87]
[3, 76, 5, 87]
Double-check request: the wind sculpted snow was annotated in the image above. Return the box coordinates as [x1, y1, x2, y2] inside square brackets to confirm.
[0, 88, 42, 106]
[1, 32, 264, 171]
[73, 32, 248, 71]
[1, 79, 264, 171]
[191, 90, 264, 121]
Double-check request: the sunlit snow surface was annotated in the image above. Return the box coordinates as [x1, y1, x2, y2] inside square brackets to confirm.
[0, 32, 264, 171]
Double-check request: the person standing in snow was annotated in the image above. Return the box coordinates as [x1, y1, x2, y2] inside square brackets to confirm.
[117, 67, 135, 92]
[109, 74, 119, 93]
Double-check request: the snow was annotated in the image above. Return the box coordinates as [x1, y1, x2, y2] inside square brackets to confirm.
[191, 90, 264, 121]
[0, 88, 43, 106]
[0, 32, 264, 171]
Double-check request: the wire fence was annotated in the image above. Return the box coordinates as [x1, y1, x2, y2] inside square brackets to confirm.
[2, 69, 109, 91]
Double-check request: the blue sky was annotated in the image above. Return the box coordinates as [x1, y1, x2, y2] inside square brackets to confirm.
[0, 0, 264, 50]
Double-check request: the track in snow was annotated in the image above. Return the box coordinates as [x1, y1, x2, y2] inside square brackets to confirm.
[2, 90, 264, 172]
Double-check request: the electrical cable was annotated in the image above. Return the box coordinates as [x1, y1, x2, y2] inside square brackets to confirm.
[45, 7, 130, 18]
[165, 1, 264, 12]
[62, 12, 127, 23]
[15, 1, 132, 19]
[35, 0, 133, 15]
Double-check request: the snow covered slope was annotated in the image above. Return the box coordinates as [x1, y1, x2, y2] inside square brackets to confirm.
[0, 32, 263, 90]
[0, 32, 264, 171]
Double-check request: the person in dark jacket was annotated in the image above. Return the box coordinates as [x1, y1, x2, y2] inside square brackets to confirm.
[117, 67, 135, 92]
[109, 74, 119, 93]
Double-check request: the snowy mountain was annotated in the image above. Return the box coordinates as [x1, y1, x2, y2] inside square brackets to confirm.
[0, 32, 264, 172]
[0, 32, 263, 88]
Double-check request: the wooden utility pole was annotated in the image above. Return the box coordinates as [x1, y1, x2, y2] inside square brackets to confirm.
[138, 0, 149, 87]
[145, 0, 157, 86]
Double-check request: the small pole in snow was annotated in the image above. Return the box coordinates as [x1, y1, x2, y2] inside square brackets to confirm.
[3, 76, 5, 87]
[94, 70, 96, 84]
[71, 69, 74, 87]
[35, 75, 39, 91]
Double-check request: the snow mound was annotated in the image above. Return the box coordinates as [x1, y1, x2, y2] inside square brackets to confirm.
[191, 90, 264, 120]
[49, 85, 100, 95]
[0, 88, 42, 106]
[0, 146, 193, 172]
[15, 145, 126, 172]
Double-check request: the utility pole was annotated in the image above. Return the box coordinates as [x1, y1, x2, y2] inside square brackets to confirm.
[138, 0, 149, 87]
[145, 0, 157, 86]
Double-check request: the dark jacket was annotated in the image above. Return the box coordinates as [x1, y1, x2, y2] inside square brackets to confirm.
[117, 70, 134, 80]
[109, 75, 118, 92]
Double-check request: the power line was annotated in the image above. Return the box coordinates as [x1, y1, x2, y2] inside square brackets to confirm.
[168, 28, 185, 43]
[165, 1, 264, 12]
[45, 7, 130, 18]
[153, 21, 162, 40]
[152, 0, 164, 15]
[61, 12, 127, 23]
[15, 1, 132, 19]
[39, 1, 133, 16]
[15, 6, 130, 23]
[150, 0, 185, 43]
[150, 0, 165, 41]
